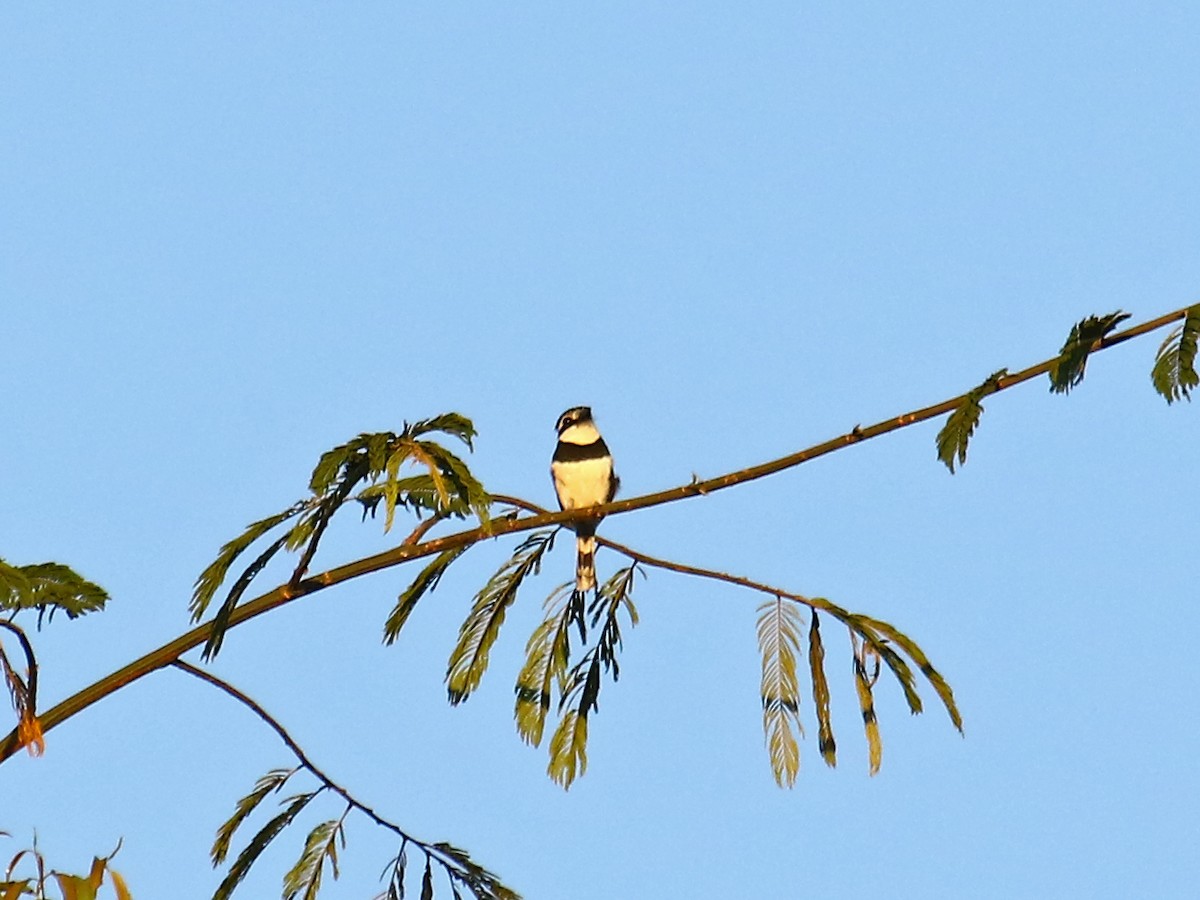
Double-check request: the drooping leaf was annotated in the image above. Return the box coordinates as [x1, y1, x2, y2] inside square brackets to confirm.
[807, 612, 836, 768]
[858, 614, 963, 732]
[853, 656, 882, 776]
[935, 368, 1008, 473]
[211, 768, 297, 865]
[430, 842, 520, 900]
[214, 791, 318, 900]
[191, 504, 308, 621]
[446, 531, 556, 705]
[846, 615, 923, 716]
[514, 583, 575, 747]
[108, 869, 132, 900]
[420, 858, 434, 900]
[540, 566, 640, 789]
[546, 709, 588, 789]
[1048, 311, 1131, 394]
[283, 818, 344, 900]
[1151, 305, 1200, 404]
[0, 560, 109, 625]
[202, 531, 293, 661]
[384, 547, 470, 645]
[756, 598, 804, 787]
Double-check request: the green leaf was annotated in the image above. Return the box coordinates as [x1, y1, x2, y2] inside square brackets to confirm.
[0, 560, 109, 625]
[857, 614, 963, 732]
[446, 531, 556, 705]
[409, 412, 478, 449]
[1151, 305, 1200, 404]
[756, 598, 804, 787]
[853, 656, 882, 776]
[211, 768, 296, 865]
[546, 709, 588, 789]
[202, 531, 293, 661]
[282, 818, 344, 900]
[214, 791, 317, 900]
[807, 612, 836, 768]
[191, 503, 308, 621]
[384, 547, 470, 645]
[431, 843, 520, 900]
[935, 368, 1008, 473]
[1048, 310, 1131, 394]
[514, 584, 575, 747]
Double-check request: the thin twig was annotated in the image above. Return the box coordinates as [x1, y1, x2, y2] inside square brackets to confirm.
[172, 660, 406, 838]
[0, 621, 37, 715]
[1, 304, 1186, 762]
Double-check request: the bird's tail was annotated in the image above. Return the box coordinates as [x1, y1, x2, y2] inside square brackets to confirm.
[575, 534, 597, 594]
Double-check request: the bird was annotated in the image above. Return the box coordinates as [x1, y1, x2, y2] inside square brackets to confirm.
[551, 406, 619, 594]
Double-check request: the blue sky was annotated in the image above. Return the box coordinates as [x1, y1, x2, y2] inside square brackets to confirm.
[3, 4, 1199, 898]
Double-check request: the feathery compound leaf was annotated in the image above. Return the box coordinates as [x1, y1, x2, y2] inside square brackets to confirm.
[936, 368, 1007, 473]
[283, 818, 345, 900]
[213, 791, 318, 900]
[846, 615, 923, 716]
[192, 503, 308, 621]
[202, 531, 293, 661]
[756, 598, 804, 787]
[858, 614, 963, 732]
[446, 531, 556, 705]
[541, 567, 640, 788]
[1152, 305, 1200, 404]
[853, 656, 882, 776]
[211, 768, 297, 865]
[1048, 311, 1131, 394]
[514, 583, 575, 747]
[547, 709, 588, 789]
[807, 612, 837, 768]
[0, 560, 109, 625]
[430, 843, 521, 900]
[408, 413, 478, 450]
[384, 547, 470, 645]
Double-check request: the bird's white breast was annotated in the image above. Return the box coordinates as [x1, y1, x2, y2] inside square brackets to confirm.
[552, 454, 614, 509]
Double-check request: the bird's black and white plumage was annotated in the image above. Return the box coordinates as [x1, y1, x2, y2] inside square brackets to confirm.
[551, 406, 619, 594]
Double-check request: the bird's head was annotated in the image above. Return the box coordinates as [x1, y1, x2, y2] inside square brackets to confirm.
[555, 406, 594, 435]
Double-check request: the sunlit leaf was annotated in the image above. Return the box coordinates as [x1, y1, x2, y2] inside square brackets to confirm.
[546, 709, 588, 789]
[108, 869, 132, 900]
[211, 768, 296, 865]
[858, 614, 963, 732]
[446, 531, 555, 705]
[514, 584, 574, 747]
[213, 791, 317, 900]
[191, 504, 308, 621]
[283, 818, 344, 900]
[807, 612, 836, 768]
[853, 656, 882, 776]
[757, 598, 804, 787]
[0, 559, 109, 625]
[53, 873, 94, 900]
[202, 531, 292, 661]
[384, 547, 469, 645]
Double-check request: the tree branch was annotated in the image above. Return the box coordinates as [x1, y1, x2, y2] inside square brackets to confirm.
[1, 304, 1185, 762]
[171, 660, 408, 838]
